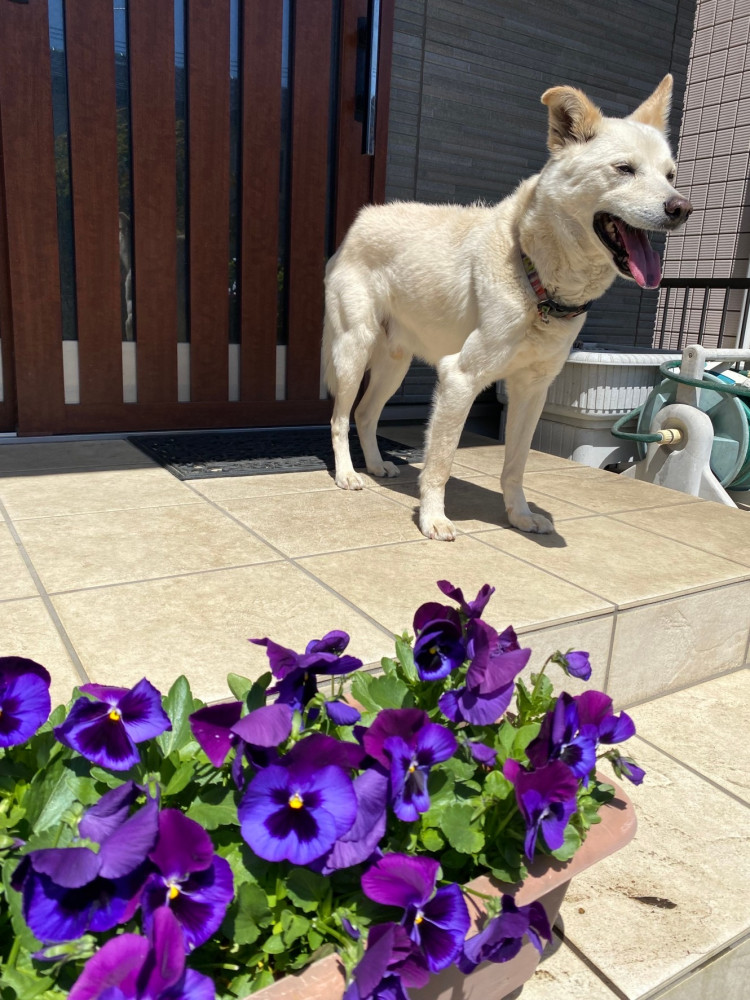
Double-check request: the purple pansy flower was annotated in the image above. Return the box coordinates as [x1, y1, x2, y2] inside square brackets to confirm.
[188, 701, 243, 768]
[557, 650, 592, 681]
[69, 905, 214, 1000]
[318, 768, 389, 873]
[238, 757, 358, 865]
[412, 603, 466, 681]
[343, 921, 429, 1000]
[526, 693, 597, 784]
[504, 759, 579, 860]
[55, 679, 171, 771]
[363, 709, 456, 821]
[467, 741, 497, 766]
[436, 580, 495, 619]
[324, 700, 362, 726]
[250, 631, 362, 711]
[141, 809, 234, 951]
[439, 621, 530, 726]
[605, 751, 646, 786]
[361, 854, 470, 973]
[11, 783, 158, 943]
[0, 656, 52, 747]
[457, 894, 551, 973]
[575, 691, 636, 745]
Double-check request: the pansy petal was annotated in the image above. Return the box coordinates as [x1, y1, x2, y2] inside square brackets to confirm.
[467, 741, 497, 766]
[361, 853, 438, 909]
[98, 793, 160, 879]
[421, 884, 470, 968]
[455, 682, 514, 726]
[189, 702, 242, 767]
[437, 690, 461, 723]
[79, 782, 139, 843]
[0, 655, 52, 688]
[56, 699, 140, 771]
[139, 906, 186, 996]
[249, 638, 301, 679]
[117, 678, 171, 743]
[30, 847, 101, 888]
[69, 933, 149, 1000]
[284, 732, 366, 770]
[415, 722, 456, 764]
[324, 701, 362, 726]
[320, 768, 388, 873]
[79, 683, 130, 705]
[362, 709, 429, 767]
[149, 809, 214, 882]
[0, 672, 51, 746]
[165, 857, 234, 950]
[413, 601, 454, 633]
[598, 710, 636, 744]
[305, 630, 351, 655]
[351, 923, 397, 999]
[231, 703, 293, 748]
[574, 690, 613, 728]
[21, 870, 98, 942]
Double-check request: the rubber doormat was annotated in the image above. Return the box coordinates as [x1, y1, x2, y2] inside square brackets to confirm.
[128, 428, 423, 481]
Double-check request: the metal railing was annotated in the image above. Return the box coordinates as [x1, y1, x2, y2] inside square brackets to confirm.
[646, 277, 750, 351]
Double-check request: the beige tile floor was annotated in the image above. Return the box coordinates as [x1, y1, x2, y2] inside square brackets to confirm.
[0, 425, 748, 999]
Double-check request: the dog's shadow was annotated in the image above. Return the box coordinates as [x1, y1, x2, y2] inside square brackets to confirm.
[375, 469, 568, 547]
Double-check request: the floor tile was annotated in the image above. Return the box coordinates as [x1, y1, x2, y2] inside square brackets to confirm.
[449, 444, 577, 478]
[0, 440, 153, 474]
[14, 505, 280, 592]
[559, 739, 750, 999]
[506, 938, 620, 999]
[478, 515, 749, 608]
[51, 563, 392, 704]
[382, 475, 592, 533]
[221, 488, 423, 557]
[299, 534, 613, 636]
[187, 469, 339, 503]
[527, 464, 703, 514]
[630, 670, 750, 804]
[0, 597, 86, 707]
[608, 582, 750, 705]
[613, 500, 750, 568]
[0, 467, 199, 519]
[0, 523, 38, 601]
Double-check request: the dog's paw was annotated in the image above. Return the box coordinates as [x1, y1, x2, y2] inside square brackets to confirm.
[335, 470, 366, 490]
[420, 515, 457, 541]
[508, 511, 554, 534]
[367, 460, 400, 479]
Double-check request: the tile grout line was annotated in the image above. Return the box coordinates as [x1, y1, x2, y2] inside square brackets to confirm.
[633, 732, 750, 810]
[180, 482, 403, 645]
[637, 929, 750, 1000]
[551, 927, 630, 1000]
[621, 662, 749, 712]
[0, 497, 90, 685]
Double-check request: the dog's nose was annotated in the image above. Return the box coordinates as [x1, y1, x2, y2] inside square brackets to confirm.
[664, 195, 693, 224]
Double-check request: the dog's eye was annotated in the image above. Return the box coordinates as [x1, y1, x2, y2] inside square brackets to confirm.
[666, 170, 676, 182]
[616, 163, 636, 175]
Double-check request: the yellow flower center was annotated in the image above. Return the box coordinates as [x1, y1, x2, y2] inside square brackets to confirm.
[168, 884, 180, 901]
[108, 709, 121, 722]
[288, 792, 304, 810]
[428, 646, 438, 656]
[408, 763, 417, 773]
[414, 913, 424, 925]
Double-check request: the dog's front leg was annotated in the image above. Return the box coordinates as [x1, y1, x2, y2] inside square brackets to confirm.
[418, 356, 480, 541]
[500, 370, 555, 533]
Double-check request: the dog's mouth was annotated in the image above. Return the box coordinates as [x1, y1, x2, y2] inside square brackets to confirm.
[593, 212, 662, 289]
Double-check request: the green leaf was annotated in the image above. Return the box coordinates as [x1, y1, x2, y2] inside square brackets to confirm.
[186, 784, 238, 829]
[513, 723, 541, 757]
[226, 673, 254, 701]
[394, 636, 418, 683]
[0, 967, 54, 1000]
[23, 761, 98, 834]
[483, 769, 512, 800]
[223, 881, 271, 945]
[285, 868, 330, 913]
[439, 803, 485, 855]
[163, 759, 195, 797]
[262, 933, 286, 955]
[419, 827, 444, 851]
[1, 857, 42, 956]
[550, 823, 582, 862]
[281, 911, 310, 946]
[156, 676, 198, 756]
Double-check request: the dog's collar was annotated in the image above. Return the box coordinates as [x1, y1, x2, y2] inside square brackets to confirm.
[521, 252, 592, 324]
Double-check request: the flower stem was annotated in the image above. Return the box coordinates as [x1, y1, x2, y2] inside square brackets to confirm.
[7, 933, 21, 969]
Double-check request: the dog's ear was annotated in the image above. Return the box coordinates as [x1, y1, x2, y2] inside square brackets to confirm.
[627, 74, 673, 134]
[541, 86, 603, 151]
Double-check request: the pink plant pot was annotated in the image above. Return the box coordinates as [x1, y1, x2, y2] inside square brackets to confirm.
[249, 779, 637, 1000]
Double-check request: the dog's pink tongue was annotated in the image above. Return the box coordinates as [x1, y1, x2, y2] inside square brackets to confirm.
[615, 221, 662, 288]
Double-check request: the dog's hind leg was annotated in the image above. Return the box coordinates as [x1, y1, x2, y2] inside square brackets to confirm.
[354, 333, 412, 478]
[500, 370, 555, 533]
[324, 305, 379, 490]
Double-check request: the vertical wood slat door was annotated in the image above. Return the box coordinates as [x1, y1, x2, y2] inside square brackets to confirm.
[0, 0, 394, 435]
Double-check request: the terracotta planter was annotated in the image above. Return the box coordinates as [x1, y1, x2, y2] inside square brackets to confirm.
[249, 780, 637, 1000]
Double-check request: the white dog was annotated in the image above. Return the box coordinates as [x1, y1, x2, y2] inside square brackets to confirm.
[323, 75, 692, 540]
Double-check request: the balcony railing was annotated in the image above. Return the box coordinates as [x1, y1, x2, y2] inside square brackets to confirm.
[644, 277, 750, 352]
